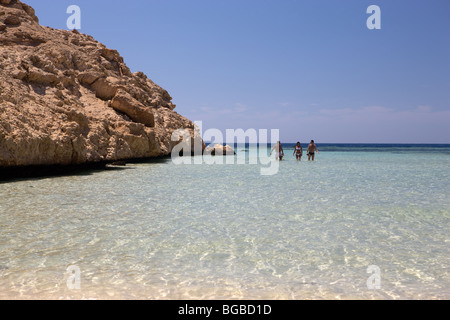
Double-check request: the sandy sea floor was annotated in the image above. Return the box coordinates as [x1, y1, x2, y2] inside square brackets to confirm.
[0, 147, 449, 299]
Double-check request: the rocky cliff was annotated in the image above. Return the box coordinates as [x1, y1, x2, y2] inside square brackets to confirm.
[0, 0, 200, 169]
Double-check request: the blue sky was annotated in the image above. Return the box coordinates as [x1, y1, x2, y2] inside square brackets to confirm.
[26, 0, 450, 143]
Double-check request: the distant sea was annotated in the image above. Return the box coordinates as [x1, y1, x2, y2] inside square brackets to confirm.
[0, 143, 449, 299]
[231, 142, 450, 154]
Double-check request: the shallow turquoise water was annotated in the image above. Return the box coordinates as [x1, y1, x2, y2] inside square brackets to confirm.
[0, 146, 449, 299]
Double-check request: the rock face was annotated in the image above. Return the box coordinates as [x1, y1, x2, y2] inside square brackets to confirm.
[0, 0, 202, 168]
[204, 144, 236, 156]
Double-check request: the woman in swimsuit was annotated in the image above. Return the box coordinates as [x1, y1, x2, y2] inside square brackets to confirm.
[307, 140, 319, 161]
[293, 142, 303, 161]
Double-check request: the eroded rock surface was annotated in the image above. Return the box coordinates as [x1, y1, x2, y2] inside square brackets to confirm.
[0, 0, 201, 168]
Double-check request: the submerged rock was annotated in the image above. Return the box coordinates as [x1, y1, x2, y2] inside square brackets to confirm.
[204, 144, 236, 156]
[0, 0, 202, 168]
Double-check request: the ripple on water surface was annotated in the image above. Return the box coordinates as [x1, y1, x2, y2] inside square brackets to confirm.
[0, 149, 449, 299]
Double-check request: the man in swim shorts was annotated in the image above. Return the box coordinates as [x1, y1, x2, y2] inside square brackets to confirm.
[307, 140, 319, 161]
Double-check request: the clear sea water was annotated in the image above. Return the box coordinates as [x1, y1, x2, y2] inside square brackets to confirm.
[0, 144, 449, 300]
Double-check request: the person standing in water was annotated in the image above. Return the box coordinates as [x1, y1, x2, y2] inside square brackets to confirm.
[307, 140, 319, 161]
[270, 141, 284, 160]
[293, 142, 303, 161]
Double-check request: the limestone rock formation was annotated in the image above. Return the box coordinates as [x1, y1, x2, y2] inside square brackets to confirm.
[204, 144, 236, 156]
[0, 0, 202, 168]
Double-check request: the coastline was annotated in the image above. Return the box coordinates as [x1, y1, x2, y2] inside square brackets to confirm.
[1, 0, 449, 302]
[2, 143, 449, 181]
